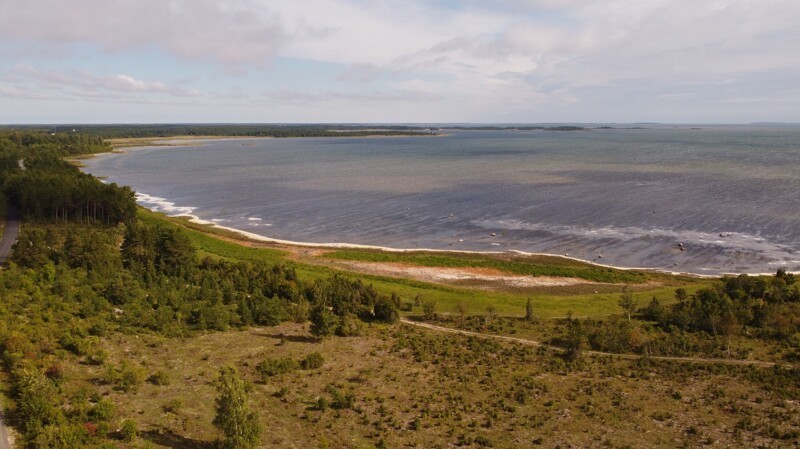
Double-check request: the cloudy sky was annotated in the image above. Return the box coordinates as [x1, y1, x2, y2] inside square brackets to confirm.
[1, 0, 799, 123]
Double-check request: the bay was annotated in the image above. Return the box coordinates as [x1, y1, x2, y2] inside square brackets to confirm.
[82, 125, 800, 275]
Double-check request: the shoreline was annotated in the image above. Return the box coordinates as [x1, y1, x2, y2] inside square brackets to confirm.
[85, 137, 793, 279]
[170, 210, 726, 279]
[106, 135, 274, 150]
[106, 132, 443, 150]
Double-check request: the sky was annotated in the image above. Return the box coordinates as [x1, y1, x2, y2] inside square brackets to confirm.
[1, 0, 799, 124]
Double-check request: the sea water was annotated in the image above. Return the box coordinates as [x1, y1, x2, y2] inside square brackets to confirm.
[82, 125, 800, 275]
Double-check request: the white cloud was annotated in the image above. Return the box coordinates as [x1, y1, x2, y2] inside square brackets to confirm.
[1, 0, 799, 121]
[0, 85, 63, 100]
[0, 0, 282, 65]
[337, 64, 383, 83]
[261, 88, 443, 105]
[6, 64, 201, 101]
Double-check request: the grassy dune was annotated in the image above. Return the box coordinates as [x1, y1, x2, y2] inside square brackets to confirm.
[143, 210, 711, 318]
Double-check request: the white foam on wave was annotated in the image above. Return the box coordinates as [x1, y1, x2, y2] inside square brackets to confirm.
[129, 191, 797, 278]
[247, 217, 262, 221]
[476, 218, 793, 255]
[136, 193, 197, 217]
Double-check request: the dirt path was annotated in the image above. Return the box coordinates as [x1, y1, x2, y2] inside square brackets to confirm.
[400, 319, 790, 368]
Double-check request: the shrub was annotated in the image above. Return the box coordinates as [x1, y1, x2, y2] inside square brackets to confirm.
[88, 322, 109, 337]
[45, 363, 65, 382]
[85, 348, 108, 366]
[162, 399, 183, 414]
[475, 436, 494, 447]
[33, 424, 90, 449]
[89, 399, 115, 423]
[256, 358, 299, 379]
[147, 370, 171, 386]
[118, 362, 146, 393]
[325, 385, 355, 410]
[422, 300, 437, 320]
[335, 313, 364, 337]
[274, 387, 289, 399]
[119, 419, 138, 442]
[300, 352, 325, 370]
[102, 364, 118, 385]
[14, 364, 60, 438]
[310, 305, 337, 339]
[373, 296, 400, 323]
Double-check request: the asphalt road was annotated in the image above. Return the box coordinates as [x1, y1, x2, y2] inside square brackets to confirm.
[0, 208, 17, 449]
[0, 208, 20, 267]
[0, 407, 9, 449]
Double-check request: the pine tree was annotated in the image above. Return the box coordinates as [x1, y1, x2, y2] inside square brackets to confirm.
[525, 298, 535, 322]
[619, 286, 638, 321]
[309, 304, 337, 339]
[563, 316, 585, 362]
[213, 365, 262, 449]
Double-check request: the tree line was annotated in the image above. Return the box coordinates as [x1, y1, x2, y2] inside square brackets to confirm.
[565, 272, 800, 359]
[0, 131, 136, 224]
[0, 124, 431, 139]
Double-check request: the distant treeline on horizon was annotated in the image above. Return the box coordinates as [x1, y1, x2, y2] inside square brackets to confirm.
[0, 123, 604, 139]
[0, 124, 435, 139]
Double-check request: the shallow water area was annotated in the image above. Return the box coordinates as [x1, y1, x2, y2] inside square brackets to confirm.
[82, 126, 800, 275]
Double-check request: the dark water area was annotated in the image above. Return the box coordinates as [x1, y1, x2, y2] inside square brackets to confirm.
[82, 126, 800, 275]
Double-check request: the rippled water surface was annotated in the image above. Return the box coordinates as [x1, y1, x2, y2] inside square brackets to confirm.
[82, 126, 800, 275]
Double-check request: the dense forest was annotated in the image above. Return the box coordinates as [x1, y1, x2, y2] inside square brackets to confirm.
[0, 132, 136, 224]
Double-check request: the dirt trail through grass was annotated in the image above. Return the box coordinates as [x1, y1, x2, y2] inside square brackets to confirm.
[401, 319, 790, 368]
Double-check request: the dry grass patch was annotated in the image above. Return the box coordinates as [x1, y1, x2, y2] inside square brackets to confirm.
[53, 323, 800, 449]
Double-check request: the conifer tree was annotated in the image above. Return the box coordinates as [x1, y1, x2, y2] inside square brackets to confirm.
[213, 365, 262, 449]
